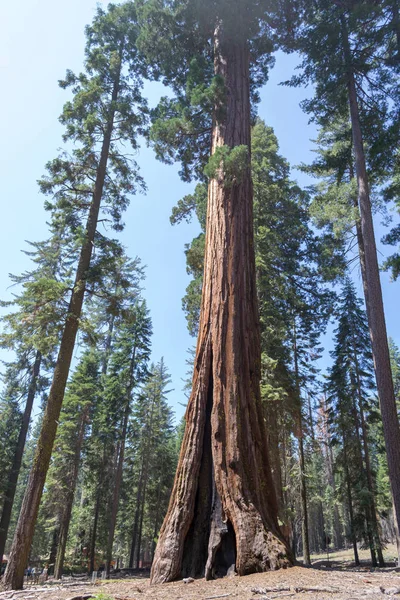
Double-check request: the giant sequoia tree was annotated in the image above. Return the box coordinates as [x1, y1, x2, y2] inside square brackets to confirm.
[173, 119, 343, 559]
[137, 0, 291, 583]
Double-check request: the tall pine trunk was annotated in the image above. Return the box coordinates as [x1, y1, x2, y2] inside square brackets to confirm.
[0, 350, 41, 563]
[3, 67, 121, 591]
[342, 429, 360, 566]
[298, 431, 310, 564]
[341, 13, 400, 563]
[48, 527, 59, 569]
[54, 404, 90, 579]
[293, 326, 310, 566]
[327, 444, 342, 550]
[322, 395, 343, 550]
[150, 22, 291, 585]
[89, 494, 101, 575]
[136, 492, 146, 570]
[352, 345, 385, 566]
[89, 315, 117, 576]
[105, 345, 137, 577]
[129, 468, 144, 569]
[265, 402, 284, 514]
[349, 378, 377, 566]
[105, 388, 132, 575]
[151, 484, 162, 561]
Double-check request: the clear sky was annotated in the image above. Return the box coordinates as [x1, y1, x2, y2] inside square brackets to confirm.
[1, 0, 399, 422]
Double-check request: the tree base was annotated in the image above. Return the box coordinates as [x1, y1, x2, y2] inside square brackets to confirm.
[150, 367, 292, 585]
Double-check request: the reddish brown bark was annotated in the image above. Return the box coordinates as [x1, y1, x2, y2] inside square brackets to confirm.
[150, 24, 291, 585]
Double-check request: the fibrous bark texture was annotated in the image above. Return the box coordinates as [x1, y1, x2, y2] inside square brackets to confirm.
[150, 25, 291, 585]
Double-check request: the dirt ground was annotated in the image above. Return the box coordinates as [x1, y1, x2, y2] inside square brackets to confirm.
[1, 564, 400, 600]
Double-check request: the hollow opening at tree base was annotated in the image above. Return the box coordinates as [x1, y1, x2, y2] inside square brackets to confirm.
[181, 367, 236, 580]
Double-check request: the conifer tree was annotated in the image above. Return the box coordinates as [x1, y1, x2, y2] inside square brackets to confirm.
[4, 3, 147, 589]
[104, 301, 152, 577]
[173, 118, 342, 562]
[0, 368, 24, 508]
[128, 359, 174, 569]
[75, 249, 146, 575]
[389, 339, 400, 418]
[137, 0, 292, 582]
[327, 279, 385, 565]
[47, 350, 102, 579]
[284, 0, 400, 558]
[0, 217, 74, 564]
[48, 251, 147, 578]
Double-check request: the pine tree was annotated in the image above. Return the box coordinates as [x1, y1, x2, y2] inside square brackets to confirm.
[4, 4, 147, 589]
[50, 253, 147, 578]
[0, 368, 24, 509]
[389, 338, 400, 418]
[46, 350, 102, 579]
[316, 396, 344, 552]
[284, 0, 400, 559]
[0, 217, 74, 564]
[327, 279, 385, 565]
[128, 359, 174, 569]
[104, 301, 152, 577]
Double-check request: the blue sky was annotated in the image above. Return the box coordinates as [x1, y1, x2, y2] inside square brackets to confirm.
[1, 0, 399, 422]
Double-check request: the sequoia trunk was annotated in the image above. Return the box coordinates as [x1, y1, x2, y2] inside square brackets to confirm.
[150, 23, 291, 585]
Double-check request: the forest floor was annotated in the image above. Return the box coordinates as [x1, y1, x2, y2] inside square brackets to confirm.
[1, 547, 400, 600]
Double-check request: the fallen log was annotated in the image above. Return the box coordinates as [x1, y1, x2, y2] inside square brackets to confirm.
[251, 586, 291, 594]
[293, 586, 341, 593]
